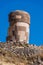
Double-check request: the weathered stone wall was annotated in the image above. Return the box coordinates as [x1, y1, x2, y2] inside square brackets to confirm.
[6, 10, 30, 43]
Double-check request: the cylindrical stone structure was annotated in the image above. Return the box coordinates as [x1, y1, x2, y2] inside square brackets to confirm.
[6, 10, 30, 43]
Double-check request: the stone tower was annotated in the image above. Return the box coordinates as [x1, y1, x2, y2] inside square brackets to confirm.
[6, 10, 30, 43]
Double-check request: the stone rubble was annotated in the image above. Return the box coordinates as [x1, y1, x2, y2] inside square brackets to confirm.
[0, 42, 43, 65]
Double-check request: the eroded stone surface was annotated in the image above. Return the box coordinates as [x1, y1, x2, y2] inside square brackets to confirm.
[0, 42, 43, 65]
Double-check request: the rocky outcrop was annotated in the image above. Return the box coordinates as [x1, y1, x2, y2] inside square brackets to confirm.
[0, 42, 43, 65]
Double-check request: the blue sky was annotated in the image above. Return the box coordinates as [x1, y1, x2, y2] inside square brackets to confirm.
[0, 0, 43, 46]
